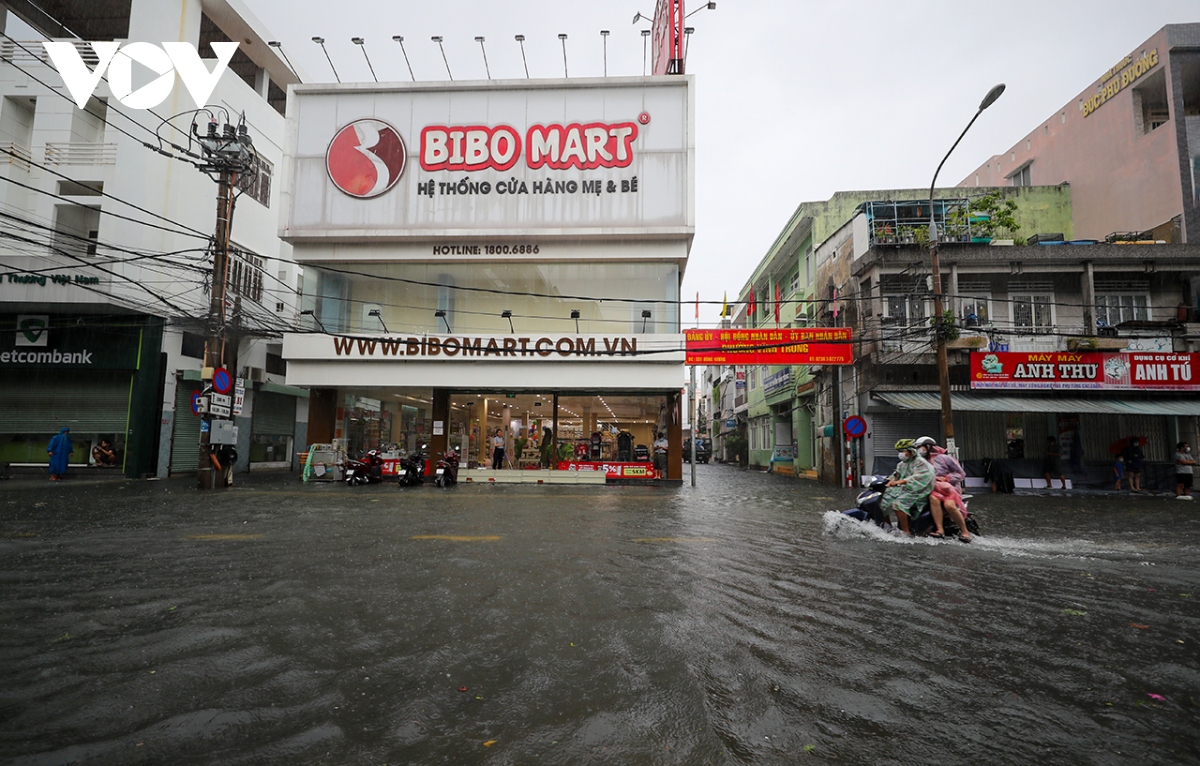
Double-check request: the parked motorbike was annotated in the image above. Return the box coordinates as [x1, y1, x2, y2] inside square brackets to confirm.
[434, 448, 460, 488]
[344, 449, 384, 486]
[396, 445, 426, 487]
[843, 475, 980, 539]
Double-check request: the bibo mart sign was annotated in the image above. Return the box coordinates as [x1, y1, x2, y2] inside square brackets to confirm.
[44, 41, 239, 109]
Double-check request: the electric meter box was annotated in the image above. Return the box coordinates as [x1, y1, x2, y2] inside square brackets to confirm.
[209, 420, 238, 445]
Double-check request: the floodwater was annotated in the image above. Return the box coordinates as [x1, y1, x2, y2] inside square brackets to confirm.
[1, 467, 1198, 765]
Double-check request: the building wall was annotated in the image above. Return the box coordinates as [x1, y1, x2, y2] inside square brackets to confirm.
[961, 25, 1199, 242]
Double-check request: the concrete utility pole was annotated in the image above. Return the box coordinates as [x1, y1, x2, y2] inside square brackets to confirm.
[927, 83, 1005, 460]
[194, 118, 256, 489]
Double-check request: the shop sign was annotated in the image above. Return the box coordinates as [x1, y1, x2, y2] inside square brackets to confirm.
[735, 368, 746, 390]
[285, 80, 690, 239]
[970, 351, 1199, 391]
[684, 328, 854, 366]
[557, 461, 659, 480]
[1082, 49, 1158, 118]
[289, 333, 675, 361]
[4, 271, 101, 288]
[1, 316, 141, 369]
[763, 369, 791, 395]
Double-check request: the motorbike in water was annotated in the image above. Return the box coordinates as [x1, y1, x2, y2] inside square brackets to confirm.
[843, 475, 980, 539]
[344, 449, 385, 486]
[396, 446, 426, 487]
[433, 448, 460, 488]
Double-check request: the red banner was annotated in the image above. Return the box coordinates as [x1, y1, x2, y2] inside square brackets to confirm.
[970, 351, 1199, 391]
[557, 461, 659, 479]
[685, 327, 854, 366]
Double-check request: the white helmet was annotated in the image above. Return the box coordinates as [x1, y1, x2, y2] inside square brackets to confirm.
[912, 436, 937, 449]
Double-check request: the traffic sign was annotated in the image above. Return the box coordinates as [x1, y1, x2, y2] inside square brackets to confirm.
[212, 366, 233, 395]
[843, 415, 867, 438]
[209, 402, 231, 417]
[190, 390, 202, 416]
[210, 392, 232, 407]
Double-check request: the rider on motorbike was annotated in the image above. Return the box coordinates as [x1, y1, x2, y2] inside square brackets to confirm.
[913, 436, 972, 542]
[883, 438, 936, 535]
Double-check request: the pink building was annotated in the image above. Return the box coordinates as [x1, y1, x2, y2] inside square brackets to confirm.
[961, 24, 1200, 244]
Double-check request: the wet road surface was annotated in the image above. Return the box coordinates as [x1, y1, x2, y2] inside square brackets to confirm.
[2, 467, 1198, 765]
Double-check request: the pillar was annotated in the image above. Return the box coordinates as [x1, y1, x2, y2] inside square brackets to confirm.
[480, 398, 491, 466]
[667, 390, 683, 481]
[1081, 261, 1096, 336]
[431, 389, 450, 458]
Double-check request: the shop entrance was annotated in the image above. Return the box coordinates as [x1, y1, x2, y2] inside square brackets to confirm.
[447, 392, 667, 470]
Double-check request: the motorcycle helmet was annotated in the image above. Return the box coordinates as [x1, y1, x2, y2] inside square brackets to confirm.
[912, 436, 937, 449]
[893, 438, 915, 451]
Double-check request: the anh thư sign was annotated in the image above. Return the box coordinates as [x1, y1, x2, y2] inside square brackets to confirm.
[970, 351, 1199, 391]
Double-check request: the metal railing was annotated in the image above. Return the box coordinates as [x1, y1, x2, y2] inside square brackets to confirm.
[44, 143, 117, 166]
[0, 38, 101, 66]
[0, 141, 32, 170]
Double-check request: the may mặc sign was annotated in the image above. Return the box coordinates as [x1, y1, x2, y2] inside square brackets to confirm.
[684, 327, 854, 366]
[970, 351, 1198, 391]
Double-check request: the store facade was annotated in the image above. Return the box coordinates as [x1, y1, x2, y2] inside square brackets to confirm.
[280, 76, 694, 480]
[0, 313, 165, 478]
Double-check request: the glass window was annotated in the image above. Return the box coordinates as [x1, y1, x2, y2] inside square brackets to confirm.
[1096, 294, 1149, 326]
[960, 295, 991, 325]
[304, 261, 680, 335]
[1012, 294, 1054, 331]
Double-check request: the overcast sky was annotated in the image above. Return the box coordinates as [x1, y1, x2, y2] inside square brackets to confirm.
[244, 0, 1196, 327]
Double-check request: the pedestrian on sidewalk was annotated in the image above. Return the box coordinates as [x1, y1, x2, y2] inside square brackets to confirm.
[1176, 441, 1195, 500]
[1043, 436, 1067, 490]
[1113, 454, 1125, 491]
[46, 427, 72, 481]
[1123, 437, 1145, 491]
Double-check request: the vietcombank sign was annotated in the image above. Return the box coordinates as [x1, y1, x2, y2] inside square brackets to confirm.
[281, 77, 693, 243]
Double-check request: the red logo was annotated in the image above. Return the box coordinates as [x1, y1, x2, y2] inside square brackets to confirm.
[326, 119, 406, 198]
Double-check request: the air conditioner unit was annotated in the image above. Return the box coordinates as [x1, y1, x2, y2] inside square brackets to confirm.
[245, 366, 267, 383]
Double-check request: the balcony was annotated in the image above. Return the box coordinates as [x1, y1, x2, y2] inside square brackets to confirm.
[864, 198, 993, 248]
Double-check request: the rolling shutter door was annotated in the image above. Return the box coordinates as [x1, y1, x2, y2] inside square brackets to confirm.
[0, 370, 130, 432]
[252, 391, 295, 436]
[170, 383, 200, 474]
[868, 411, 941, 453]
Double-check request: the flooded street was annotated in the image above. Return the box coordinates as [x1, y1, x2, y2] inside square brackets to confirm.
[2, 467, 1198, 765]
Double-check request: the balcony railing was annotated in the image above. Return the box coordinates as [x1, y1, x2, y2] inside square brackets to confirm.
[44, 143, 117, 166]
[0, 141, 32, 171]
[0, 39, 101, 65]
[864, 198, 991, 248]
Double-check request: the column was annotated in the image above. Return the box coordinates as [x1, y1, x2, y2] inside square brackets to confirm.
[431, 389, 450, 459]
[667, 390, 683, 481]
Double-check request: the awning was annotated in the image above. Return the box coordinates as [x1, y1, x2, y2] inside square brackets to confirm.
[873, 391, 1200, 416]
[260, 381, 310, 398]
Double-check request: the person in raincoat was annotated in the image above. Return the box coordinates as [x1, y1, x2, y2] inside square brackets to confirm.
[46, 427, 72, 481]
[882, 438, 935, 535]
[913, 436, 971, 541]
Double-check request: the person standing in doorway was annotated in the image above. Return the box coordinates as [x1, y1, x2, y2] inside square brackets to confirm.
[491, 429, 507, 470]
[46, 427, 72, 481]
[1123, 437, 1146, 492]
[653, 432, 669, 474]
[1043, 436, 1067, 490]
[1175, 441, 1195, 500]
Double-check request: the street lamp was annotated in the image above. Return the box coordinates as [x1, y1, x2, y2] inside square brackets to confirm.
[927, 83, 1005, 460]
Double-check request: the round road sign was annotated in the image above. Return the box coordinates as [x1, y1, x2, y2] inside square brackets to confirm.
[212, 367, 233, 395]
[843, 415, 867, 438]
[190, 390, 203, 416]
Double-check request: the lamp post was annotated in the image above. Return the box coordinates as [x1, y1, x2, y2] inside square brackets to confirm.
[928, 83, 1005, 460]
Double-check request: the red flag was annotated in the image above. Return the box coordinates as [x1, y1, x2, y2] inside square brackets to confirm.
[774, 282, 781, 326]
[749, 286, 756, 318]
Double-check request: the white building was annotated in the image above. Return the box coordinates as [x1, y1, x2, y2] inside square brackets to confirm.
[0, 0, 304, 477]
[280, 76, 695, 481]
